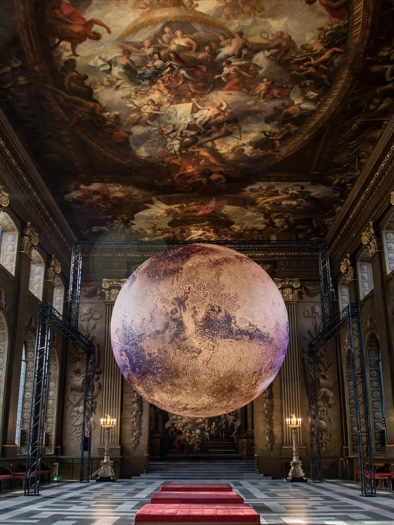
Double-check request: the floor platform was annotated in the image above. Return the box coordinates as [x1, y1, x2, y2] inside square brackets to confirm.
[135, 503, 259, 524]
[1, 478, 394, 525]
[160, 483, 233, 492]
[151, 490, 244, 503]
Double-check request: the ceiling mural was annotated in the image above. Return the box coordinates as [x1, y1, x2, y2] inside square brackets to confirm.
[0, 0, 391, 242]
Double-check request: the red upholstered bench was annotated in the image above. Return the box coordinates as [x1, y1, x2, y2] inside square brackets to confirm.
[0, 466, 13, 492]
[11, 463, 51, 488]
[151, 491, 244, 504]
[134, 504, 260, 525]
[375, 472, 392, 490]
[160, 483, 233, 492]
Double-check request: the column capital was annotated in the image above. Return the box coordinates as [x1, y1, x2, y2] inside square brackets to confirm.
[274, 278, 301, 301]
[101, 278, 127, 302]
[20, 221, 39, 257]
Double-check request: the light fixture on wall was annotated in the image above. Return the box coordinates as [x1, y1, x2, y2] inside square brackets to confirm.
[286, 414, 307, 482]
[96, 414, 116, 482]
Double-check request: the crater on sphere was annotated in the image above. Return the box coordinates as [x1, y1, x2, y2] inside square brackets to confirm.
[111, 243, 289, 416]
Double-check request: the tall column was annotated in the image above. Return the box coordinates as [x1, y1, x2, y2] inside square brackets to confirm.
[101, 279, 126, 447]
[3, 222, 39, 455]
[275, 279, 303, 447]
[246, 403, 254, 433]
[361, 222, 394, 449]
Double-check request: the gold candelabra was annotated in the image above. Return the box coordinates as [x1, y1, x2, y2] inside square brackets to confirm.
[96, 414, 116, 482]
[286, 414, 307, 482]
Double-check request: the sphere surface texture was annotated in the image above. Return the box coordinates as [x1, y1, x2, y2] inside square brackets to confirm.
[111, 244, 289, 416]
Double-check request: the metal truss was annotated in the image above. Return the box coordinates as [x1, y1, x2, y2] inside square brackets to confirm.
[67, 242, 84, 329]
[317, 242, 335, 330]
[305, 341, 321, 483]
[305, 304, 375, 496]
[347, 304, 375, 496]
[24, 305, 96, 496]
[68, 239, 334, 334]
[25, 239, 333, 495]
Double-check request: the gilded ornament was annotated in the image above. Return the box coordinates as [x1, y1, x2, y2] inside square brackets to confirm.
[361, 221, 379, 258]
[340, 254, 354, 285]
[20, 222, 39, 257]
[0, 186, 9, 208]
[102, 278, 127, 302]
[46, 255, 62, 283]
[274, 278, 301, 301]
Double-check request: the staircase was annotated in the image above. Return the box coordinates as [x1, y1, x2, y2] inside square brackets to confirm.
[139, 460, 266, 480]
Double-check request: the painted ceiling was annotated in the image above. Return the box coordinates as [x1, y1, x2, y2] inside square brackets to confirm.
[0, 0, 393, 242]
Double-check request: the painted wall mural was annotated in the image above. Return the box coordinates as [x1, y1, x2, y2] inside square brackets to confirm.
[1, 1, 389, 242]
[163, 410, 241, 455]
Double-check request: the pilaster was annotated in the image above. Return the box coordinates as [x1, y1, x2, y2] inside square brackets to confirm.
[275, 279, 303, 452]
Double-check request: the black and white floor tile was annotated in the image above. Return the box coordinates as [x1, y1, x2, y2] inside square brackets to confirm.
[1, 478, 393, 525]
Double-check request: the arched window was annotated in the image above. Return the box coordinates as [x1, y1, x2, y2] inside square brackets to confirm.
[382, 211, 394, 275]
[28, 249, 45, 301]
[357, 248, 374, 300]
[52, 276, 65, 316]
[0, 211, 19, 276]
[337, 275, 350, 315]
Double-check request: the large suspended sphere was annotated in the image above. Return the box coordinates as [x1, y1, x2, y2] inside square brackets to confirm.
[111, 244, 289, 416]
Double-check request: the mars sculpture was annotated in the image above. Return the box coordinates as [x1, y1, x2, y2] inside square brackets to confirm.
[111, 244, 289, 416]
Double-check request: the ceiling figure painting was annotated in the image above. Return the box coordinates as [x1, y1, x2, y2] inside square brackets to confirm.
[0, 1, 391, 243]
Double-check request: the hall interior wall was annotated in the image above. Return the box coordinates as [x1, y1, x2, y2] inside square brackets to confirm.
[1, 156, 394, 481]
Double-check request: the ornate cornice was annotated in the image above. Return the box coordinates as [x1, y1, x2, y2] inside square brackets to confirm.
[327, 114, 394, 272]
[0, 110, 75, 270]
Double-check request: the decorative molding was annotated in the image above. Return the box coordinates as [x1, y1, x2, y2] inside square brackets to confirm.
[262, 384, 274, 452]
[25, 314, 36, 333]
[361, 221, 380, 258]
[391, 191, 394, 206]
[101, 279, 127, 302]
[0, 289, 8, 312]
[274, 278, 301, 301]
[328, 116, 394, 267]
[0, 111, 75, 269]
[340, 254, 354, 285]
[20, 221, 39, 257]
[46, 255, 62, 283]
[130, 391, 143, 451]
[364, 313, 378, 336]
[0, 185, 9, 208]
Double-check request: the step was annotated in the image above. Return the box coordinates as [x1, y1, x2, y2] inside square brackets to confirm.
[138, 460, 267, 481]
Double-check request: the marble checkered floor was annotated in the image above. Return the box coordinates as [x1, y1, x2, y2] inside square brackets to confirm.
[1, 478, 394, 525]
